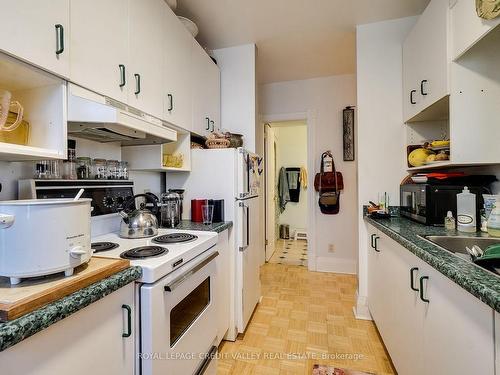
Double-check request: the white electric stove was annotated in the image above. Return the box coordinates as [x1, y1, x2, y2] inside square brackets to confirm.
[91, 228, 218, 283]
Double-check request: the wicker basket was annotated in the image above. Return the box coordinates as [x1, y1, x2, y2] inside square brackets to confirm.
[205, 138, 230, 149]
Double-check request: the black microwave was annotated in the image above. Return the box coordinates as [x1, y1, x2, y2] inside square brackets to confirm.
[400, 184, 486, 227]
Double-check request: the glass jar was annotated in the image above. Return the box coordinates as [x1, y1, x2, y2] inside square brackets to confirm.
[107, 160, 120, 180]
[34, 160, 50, 179]
[92, 158, 108, 180]
[119, 161, 129, 180]
[76, 157, 92, 179]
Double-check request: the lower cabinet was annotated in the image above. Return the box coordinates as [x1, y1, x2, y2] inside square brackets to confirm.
[366, 224, 495, 374]
[0, 283, 135, 375]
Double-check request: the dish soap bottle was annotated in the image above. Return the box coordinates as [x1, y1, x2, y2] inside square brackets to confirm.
[487, 199, 500, 237]
[444, 211, 456, 231]
[457, 187, 476, 233]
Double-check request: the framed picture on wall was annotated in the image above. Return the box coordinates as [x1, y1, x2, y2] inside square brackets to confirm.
[343, 106, 355, 161]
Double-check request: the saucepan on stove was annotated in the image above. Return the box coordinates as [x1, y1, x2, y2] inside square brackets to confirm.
[119, 194, 159, 239]
[0, 198, 92, 285]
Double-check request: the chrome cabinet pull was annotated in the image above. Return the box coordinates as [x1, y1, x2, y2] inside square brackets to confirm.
[410, 89, 417, 104]
[410, 267, 419, 291]
[167, 93, 173, 112]
[419, 276, 429, 303]
[420, 79, 428, 96]
[119, 64, 126, 87]
[373, 236, 380, 252]
[134, 73, 141, 95]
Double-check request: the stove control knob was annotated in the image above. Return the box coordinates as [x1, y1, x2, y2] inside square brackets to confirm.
[69, 246, 87, 258]
[116, 196, 125, 205]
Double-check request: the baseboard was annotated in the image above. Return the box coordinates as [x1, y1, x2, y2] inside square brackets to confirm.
[315, 256, 357, 274]
[353, 291, 372, 320]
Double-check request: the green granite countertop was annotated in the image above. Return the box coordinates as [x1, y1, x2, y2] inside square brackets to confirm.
[0, 266, 141, 352]
[175, 220, 233, 233]
[365, 214, 500, 313]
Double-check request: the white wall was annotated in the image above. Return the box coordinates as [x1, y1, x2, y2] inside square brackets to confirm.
[260, 74, 357, 274]
[213, 44, 257, 152]
[272, 121, 308, 233]
[355, 16, 417, 319]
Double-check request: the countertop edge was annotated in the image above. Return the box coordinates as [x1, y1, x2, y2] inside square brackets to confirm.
[0, 266, 142, 352]
[364, 216, 500, 313]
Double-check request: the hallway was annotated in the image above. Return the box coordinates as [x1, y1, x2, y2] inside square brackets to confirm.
[217, 264, 395, 375]
[268, 239, 308, 267]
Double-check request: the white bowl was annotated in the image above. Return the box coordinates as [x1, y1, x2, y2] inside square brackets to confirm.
[178, 16, 199, 37]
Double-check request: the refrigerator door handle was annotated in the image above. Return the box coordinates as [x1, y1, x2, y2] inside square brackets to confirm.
[239, 202, 250, 252]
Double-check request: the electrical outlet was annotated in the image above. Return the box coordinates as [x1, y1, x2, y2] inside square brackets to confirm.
[328, 244, 335, 253]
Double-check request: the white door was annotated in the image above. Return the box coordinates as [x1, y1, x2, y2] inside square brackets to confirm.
[163, 6, 193, 131]
[0, 0, 70, 78]
[420, 262, 495, 375]
[70, 0, 129, 103]
[237, 197, 261, 332]
[128, 0, 165, 119]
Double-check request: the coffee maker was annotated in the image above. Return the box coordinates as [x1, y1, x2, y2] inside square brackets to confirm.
[159, 190, 184, 228]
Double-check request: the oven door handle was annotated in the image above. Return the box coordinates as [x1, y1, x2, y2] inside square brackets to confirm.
[164, 251, 219, 292]
[195, 345, 218, 375]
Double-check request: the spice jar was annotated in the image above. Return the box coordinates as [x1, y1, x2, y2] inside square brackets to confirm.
[107, 160, 120, 180]
[92, 158, 108, 179]
[76, 157, 92, 179]
[119, 161, 129, 180]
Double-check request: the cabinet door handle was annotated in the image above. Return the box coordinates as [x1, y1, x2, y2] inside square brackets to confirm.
[119, 64, 126, 88]
[410, 89, 417, 104]
[420, 80, 428, 96]
[55, 24, 64, 55]
[122, 304, 132, 338]
[167, 93, 173, 112]
[373, 236, 380, 252]
[210, 120, 215, 132]
[410, 267, 419, 291]
[134, 73, 141, 95]
[370, 234, 376, 248]
[419, 276, 429, 303]
[205, 117, 210, 130]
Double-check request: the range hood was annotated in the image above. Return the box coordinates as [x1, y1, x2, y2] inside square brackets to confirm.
[67, 84, 177, 145]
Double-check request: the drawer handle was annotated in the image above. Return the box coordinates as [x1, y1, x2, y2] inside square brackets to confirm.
[410, 267, 419, 291]
[370, 234, 376, 248]
[55, 24, 64, 55]
[420, 79, 428, 96]
[373, 236, 380, 252]
[119, 64, 126, 88]
[419, 276, 429, 303]
[122, 304, 132, 338]
[410, 89, 417, 104]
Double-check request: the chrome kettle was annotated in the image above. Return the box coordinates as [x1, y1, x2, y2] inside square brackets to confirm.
[119, 194, 159, 239]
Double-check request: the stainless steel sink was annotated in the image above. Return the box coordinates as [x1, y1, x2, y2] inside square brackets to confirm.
[421, 235, 500, 255]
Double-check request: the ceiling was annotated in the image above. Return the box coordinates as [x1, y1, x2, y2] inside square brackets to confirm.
[175, 0, 430, 83]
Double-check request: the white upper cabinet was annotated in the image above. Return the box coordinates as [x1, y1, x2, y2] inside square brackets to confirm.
[70, 0, 129, 103]
[403, 0, 449, 122]
[191, 40, 220, 136]
[128, 0, 165, 119]
[163, 7, 193, 131]
[451, 0, 500, 60]
[0, 0, 70, 78]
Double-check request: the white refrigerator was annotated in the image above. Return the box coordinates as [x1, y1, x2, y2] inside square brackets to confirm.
[166, 148, 263, 339]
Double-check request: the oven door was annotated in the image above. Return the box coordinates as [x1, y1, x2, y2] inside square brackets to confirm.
[140, 249, 218, 375]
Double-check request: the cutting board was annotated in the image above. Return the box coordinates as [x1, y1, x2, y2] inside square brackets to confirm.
[0, 257, 130, 322]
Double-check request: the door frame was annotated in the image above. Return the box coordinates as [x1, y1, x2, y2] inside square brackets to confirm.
[261, 111, 317, 271]
[263, 124, 278, 261]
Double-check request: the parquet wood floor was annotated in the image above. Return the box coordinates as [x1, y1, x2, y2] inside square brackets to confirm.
[217, 263, 395, 375]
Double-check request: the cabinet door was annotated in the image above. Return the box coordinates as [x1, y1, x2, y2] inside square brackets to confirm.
[163, 7, 193, 131]
[128, 0, 165, 119]
[420, 262, 495, 374]
[0, 0, 70, 77]
[0, 283, 135, 375]
[70, 0, 128, 103]
[191, 39, 215, 135]
[402, 0, 449, 122]
[207, 61, 221, 132]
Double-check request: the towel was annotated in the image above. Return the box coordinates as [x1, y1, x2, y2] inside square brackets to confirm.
[286, 168, 301, 203]
[278, 167, 290, 213]
[300, 167, 308, 189]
